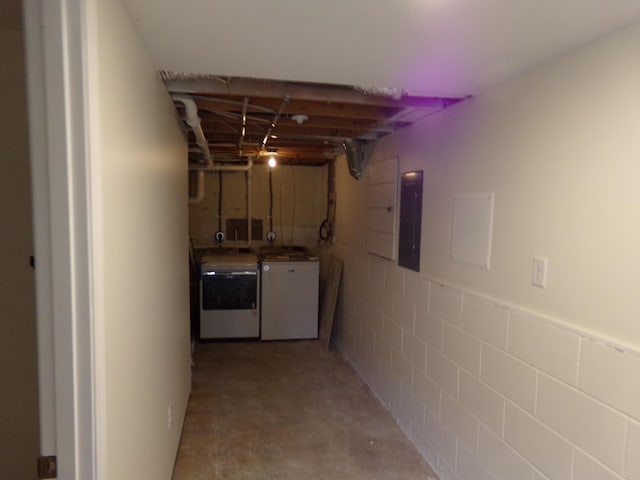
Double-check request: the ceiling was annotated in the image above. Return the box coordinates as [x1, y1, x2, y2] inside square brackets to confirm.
[164, 74, 464, 166]
[123, 0, 640, 167]
[124, 0, 640, 95]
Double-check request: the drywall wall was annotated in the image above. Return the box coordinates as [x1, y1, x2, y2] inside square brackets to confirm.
[95, 0, 191, 478]
[189, 164, 327, 251]
[0, 23, 40, 480]
[340, 20, 640, 349]
[330, 20, 640, 480]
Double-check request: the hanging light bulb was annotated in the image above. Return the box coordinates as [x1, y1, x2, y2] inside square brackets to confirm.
[268, 156, 277, 168]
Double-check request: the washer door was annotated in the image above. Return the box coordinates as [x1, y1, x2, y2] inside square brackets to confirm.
[201, 271, 257, 310]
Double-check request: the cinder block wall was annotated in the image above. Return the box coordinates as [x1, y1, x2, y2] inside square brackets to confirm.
[327, 20, 640, 480]
[331, 248, 639, 480]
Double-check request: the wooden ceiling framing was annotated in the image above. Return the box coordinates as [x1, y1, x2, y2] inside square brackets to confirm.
[163, 75, 465, 166]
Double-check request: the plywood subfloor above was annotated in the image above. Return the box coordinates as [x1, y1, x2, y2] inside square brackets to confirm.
[163, 74, 467, 166]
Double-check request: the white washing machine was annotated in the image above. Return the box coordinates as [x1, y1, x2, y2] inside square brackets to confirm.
[200, 252, 260, 339]
[260, 247, 319, 340]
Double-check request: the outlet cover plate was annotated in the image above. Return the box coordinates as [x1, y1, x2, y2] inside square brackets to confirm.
[532, 256, 548, 288]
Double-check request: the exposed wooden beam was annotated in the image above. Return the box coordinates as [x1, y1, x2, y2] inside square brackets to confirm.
[201, 122, 384, 141]
[171, 75, 469, 167]
[165, 76, 465, 109]
[200, 115, 395, 133]
[193, 96, 399, 121]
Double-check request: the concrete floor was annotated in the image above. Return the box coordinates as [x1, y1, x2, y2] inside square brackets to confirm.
[172, 340, 438, 480]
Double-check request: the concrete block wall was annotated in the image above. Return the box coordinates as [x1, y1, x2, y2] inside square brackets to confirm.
[330, 246, 640, 480]
[189, 164, 328, 251]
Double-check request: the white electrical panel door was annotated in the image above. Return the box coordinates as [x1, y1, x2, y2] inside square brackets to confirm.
[261, 261, 320, 340]
[366, 157, 398, 260]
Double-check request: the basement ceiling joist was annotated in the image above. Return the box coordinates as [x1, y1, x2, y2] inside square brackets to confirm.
[163, 74, 467, 166]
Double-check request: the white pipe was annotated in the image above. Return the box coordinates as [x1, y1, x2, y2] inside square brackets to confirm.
[173, 95, 213, 169]
[189, 159, 254, 248]
[188, 170, 205, 205]
[176, 90, 255, 244]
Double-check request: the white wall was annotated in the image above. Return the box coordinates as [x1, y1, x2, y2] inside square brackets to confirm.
[0, 22, 40, 480]
[330, 20, 640, 480]
[95, 0, 191, 478]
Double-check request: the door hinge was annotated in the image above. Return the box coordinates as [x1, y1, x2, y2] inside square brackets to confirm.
[37, 455, 57, 479]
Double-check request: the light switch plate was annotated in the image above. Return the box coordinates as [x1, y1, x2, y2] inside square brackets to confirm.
[532, 256, 548, 288]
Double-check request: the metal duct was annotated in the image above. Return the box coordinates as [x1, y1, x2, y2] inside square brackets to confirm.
[344, 138, 376, 180]
[173, 95, 213, 170]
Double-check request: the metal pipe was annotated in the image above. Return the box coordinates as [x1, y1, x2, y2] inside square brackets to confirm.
[260, 94, 290, 151]
[268, 169, 274, 235]
[238, 97, 249, 154]
[217, 170, 223, 234]
[246, 158, 253, 246]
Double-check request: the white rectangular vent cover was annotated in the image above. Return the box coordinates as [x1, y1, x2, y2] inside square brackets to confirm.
[451, 193, 495, 269]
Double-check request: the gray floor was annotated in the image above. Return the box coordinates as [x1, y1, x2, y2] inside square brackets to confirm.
[172, 340, 437, 480]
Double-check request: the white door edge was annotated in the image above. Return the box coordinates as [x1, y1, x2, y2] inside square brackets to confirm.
[23, 0, 56, 457]
[24, 0, 100, 478]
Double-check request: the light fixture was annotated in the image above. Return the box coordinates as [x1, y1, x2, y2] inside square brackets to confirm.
[268, 156, 277, 168]
[291, 114, 309, 124]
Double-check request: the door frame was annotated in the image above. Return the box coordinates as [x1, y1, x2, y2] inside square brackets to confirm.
[23, 0, 101, 478]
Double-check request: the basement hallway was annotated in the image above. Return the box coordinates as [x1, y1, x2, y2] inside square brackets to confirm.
[172, 341, 438, 480]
